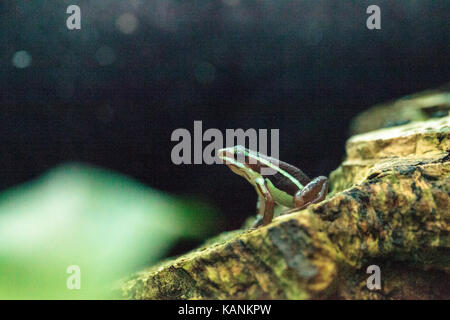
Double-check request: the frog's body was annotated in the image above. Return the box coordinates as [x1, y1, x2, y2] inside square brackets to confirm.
[217, 145, 328, 228]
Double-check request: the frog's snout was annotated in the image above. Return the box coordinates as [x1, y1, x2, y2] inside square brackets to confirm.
[217, 148, 226, 160]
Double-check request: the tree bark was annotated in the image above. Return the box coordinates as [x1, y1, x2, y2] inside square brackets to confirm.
[120, 106, 450, 300]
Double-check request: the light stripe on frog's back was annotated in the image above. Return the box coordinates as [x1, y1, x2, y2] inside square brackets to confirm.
[243, 150, 310, 194]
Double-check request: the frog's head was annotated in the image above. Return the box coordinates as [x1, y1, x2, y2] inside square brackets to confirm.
[217, 146, 261, 181]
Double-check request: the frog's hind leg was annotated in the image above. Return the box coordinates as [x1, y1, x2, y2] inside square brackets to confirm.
[279, 177, 328, 217]
[294, 176, 328, 210]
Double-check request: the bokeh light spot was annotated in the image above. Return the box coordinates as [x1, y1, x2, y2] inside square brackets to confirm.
[95, 46, 116, 66]
[116, 13, 138, 34]
[12, 50, 32, 69]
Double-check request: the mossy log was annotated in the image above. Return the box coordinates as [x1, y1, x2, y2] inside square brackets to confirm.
[121, 115, 450, 300]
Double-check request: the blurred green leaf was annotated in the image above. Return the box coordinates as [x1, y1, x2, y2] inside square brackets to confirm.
[0, 163, 217, 299]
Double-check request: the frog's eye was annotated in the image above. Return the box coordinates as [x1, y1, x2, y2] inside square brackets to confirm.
[233, 150, 246, 163]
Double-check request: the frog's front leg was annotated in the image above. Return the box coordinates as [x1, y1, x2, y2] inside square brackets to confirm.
[294, 176, 328, 210]
[256, 194, 264, 216]
[251, 178, 274, 228]
[251, 196, 264, 228]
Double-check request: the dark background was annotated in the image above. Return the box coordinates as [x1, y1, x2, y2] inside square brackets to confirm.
[0, 1, 448, 239]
